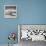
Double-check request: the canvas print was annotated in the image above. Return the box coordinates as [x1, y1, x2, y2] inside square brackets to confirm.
[4, 5, 17, 18]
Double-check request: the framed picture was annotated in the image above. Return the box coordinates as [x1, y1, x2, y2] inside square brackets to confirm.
[18, 24, 46, 41]
[4, 5, 17, 18]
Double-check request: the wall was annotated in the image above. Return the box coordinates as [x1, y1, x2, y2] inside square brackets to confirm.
[0, 0, 46, 44]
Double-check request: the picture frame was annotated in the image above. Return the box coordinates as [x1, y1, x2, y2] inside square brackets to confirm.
[18, 24, 46, 42]
[4, 5, 17, 18]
